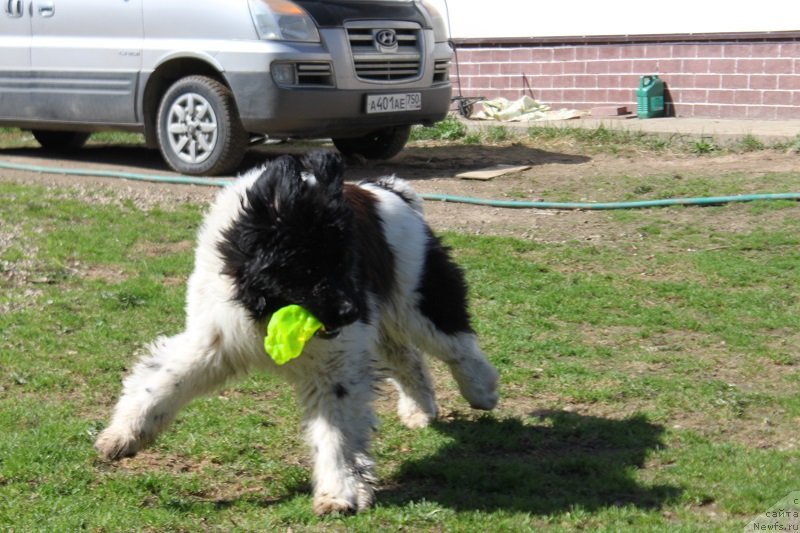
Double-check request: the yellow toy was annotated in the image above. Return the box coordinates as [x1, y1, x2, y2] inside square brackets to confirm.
[263, 304, 322, 365]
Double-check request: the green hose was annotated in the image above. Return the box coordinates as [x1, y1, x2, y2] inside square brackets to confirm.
[0, 160, 232, 188]
[420, 192, 800, 210]
[2, 160, 799, 210]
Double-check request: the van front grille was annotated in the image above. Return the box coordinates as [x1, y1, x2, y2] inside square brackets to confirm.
[346, 25, 422, 82]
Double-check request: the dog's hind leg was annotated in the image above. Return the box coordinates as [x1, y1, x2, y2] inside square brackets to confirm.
[376, 330, 438, 428]
[404, 237, 499, 411]
[95, 328, 239, 460]
[416, 329, 499, 411]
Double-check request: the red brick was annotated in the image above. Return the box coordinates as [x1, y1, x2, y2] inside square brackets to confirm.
[632, 59, 660, 73]
[750, 44, 780, 58]
[479, 63, 500, 75]
[699, 44, 724, 58]
[707, 89, 736, 104]
[645, 45, 672, 59]
[577, 46, 600, 61]
[724, 44, 753, 59]
[586, 61, 610, 74]
[528, 75, 554, 88]
[530, 48, 554, 61]
[536, 89, 562, 103]
[542, 62, 564, 75]
[564, 61, 586, 74]
[598, 46, 621, 60]
[778, 75, 800, 90]
[718, 104, 744, 119]
[492, 49, 511, 62]
[776, 105, 800, 119]
[655, 59, 682, 73]
[708, 59, 737, 74]
[620, 74, 641, 88]
[779, 43, 800, 58]
[763, 90, 794, 106]
[596, 74, 621, 88]
[722, 74, 749, 89]
[747, 105, 777, 120]
[554, 47, 576, 61]
[572, 75, 597, 88]
[509, 48, 532, 62]
[737, 59, 766, 74]
[456, 63, 479, 76]
[607, 60, 634, 74]
[499, 62, 518, 75]
[734, 90, 762, 105]
[684, 89, 711, 103]
[749, 75, 778, 90]
[666, 74, 693, 88]
[464, 49, 493, 63]
[763, 58, 794, 74]
[489, 76, 510, 89]
[563, 88, 585, 101]
[621, 45, 647, 59]
[608, 89, 636, 105]
[584, 89, 609, 102]
[682, 59, 710, 73]
[672, 44, 699, 58]
[694, 74, 721, 89]
[671, 102, 692, 117]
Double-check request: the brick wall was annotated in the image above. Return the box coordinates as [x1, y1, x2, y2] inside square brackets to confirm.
[450, 34, 800, 119]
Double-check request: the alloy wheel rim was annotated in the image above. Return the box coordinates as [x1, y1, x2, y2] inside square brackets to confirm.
[166, 92, 218, 165]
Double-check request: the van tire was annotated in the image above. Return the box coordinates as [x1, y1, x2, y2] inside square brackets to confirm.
[32, 130, 91, 151]
[156, 76, 248, 176]
[332, 125, 411, 160]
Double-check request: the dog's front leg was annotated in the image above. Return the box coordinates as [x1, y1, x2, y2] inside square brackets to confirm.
[95, 328, 238, 460]
[295, 359, 377, 515]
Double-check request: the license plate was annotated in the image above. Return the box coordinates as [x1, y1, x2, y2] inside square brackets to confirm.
[366, 93, 421, 114]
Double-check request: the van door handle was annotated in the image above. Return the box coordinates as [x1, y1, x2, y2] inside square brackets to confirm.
[38, 1, 54, 17]
[5, 0, 23, 17]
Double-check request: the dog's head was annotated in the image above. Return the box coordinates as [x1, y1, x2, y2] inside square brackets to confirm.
[217, 151, 362, 336]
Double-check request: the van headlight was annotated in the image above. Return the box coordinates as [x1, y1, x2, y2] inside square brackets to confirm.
[417, 0, 449, 43]
[248, 0, 320, 42]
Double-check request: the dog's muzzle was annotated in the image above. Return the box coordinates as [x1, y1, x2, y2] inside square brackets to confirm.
[316, 327, 341, 340]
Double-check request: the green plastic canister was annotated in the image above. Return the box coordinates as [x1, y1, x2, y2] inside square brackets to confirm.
[636, 75, 665, 118]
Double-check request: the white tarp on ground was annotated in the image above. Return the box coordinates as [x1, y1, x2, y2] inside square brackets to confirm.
[472, 96, 585, 122]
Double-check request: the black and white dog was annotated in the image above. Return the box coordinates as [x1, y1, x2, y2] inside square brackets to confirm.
[95, 151, 498, 514]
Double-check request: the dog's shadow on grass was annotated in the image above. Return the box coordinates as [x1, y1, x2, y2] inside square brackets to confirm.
[379, 410, 681, 514]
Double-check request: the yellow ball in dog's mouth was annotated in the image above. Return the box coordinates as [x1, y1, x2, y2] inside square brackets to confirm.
[263, 305, 323, 365]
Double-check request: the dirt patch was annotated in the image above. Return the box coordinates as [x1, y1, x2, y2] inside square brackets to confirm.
[132, 239, 195, 258]
[1, 142, 798, 242]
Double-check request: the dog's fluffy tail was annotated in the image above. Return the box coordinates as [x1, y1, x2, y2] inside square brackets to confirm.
[362, 176, 423, 214]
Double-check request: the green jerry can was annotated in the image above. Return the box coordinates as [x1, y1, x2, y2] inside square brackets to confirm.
[636, 75, 665, 118]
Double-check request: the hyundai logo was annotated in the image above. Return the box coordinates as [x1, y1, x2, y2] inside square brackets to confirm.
[375, 29, 398, 48]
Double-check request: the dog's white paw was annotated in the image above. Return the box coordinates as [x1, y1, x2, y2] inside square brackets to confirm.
[397, 397, 437, 429]
[451, 360, 499, 411]
[400, 410, 436, 429]
[94, 427, 142, 461]
[313, 493, 358, 515]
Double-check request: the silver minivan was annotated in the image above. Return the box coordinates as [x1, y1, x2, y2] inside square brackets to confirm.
[0, 0, 452, 175]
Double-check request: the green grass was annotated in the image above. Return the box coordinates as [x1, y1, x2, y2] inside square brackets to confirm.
[1, 180, 799, 531]
[411, 117, 792, 157]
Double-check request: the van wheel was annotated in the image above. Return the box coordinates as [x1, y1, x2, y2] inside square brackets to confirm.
[156, 76, 247, 176]
[332, 125, 411, 160]
[32, 130, 91, 151]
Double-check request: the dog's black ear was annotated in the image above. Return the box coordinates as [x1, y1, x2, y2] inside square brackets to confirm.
[302, 150, 344, 194]
[247, 155, 304, 218]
